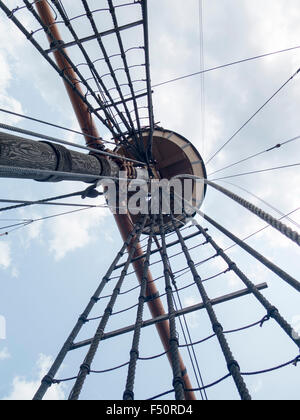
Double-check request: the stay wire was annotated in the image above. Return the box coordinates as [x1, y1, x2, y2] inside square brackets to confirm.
[208, 134, 300, 177]
[0, 107, 116, 146]
[0, 204, 110, 237]
[205, 67, 300, 165]
[0, 198, 105, 209]
[0, 189, 85, 213]
[210, 163, 300, 181]
[151, 44, 300, 90]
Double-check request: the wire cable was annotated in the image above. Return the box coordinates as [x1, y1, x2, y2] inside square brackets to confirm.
[224, 206, 300, 252]
[150, 44, 300, 89]
[208, 135, 300, 177]
[0, 107, 116, 146]
[211, 163, 300, 181]
[174, 175, 300, 246]
[205, 67, 300, 165]
[0, 189, 85, 213]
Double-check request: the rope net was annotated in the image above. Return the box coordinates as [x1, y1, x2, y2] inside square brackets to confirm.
[30, 214, 299, 401]
[0, 0, 154, 162]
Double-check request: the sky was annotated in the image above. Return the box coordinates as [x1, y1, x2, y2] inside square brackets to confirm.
[0, 0, 299, 401]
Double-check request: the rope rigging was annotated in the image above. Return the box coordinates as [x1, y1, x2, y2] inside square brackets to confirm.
[174, 175, 300, 246]
[147, 353, 300, 400]
[153, 235, 208, 400]
[23, 215, 299, 399]
[171, 184, 300, 292]
[0, 0, 156, 163]
[217, 181, 300, 230]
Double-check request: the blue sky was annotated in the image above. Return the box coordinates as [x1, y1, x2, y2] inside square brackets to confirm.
[0, 0, 299, 400]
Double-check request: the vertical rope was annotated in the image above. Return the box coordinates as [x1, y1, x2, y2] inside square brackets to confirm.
[171, 214, 252, 400]
[153, 235, 208, 400]
[123, 216, 154, 400]
[68, 215, 148, 400]
[159, 212, 186, 400]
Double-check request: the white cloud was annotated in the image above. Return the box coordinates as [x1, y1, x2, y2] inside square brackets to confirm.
[0, 347, 11, 361]
[0, 94, 23, 125]
[0, 242, 11, 269]
[183, 296, 201, 329]
[2, 354, 65, 400]
[0, 50, 12, 92]
[250, 379, 263, 395]
[48, 205, 109, 260]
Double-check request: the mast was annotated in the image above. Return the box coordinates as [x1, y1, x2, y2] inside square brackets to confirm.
[33, 0, 196, 400]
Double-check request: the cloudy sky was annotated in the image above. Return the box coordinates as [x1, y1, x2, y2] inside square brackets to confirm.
[0, 0, 299, 400]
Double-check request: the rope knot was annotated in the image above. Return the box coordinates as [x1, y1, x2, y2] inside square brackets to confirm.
[169, 337, 179, 346]
[172, 376, 185, 388]
[212, 322, 223, 334]
[80, 363, 91, 375]
[267, 306, 278, 319]
[144, 291, 159, 303]
[105, 307, 113, 316]
[260, 314, 271, 327]
[216, 247, 223, 256]
[260, 306, 278, 327]
[123, 390, 134, 400]
[227, 360, 240, 372]
[130, 349, 139, 358]
[41, 374, 54, 386]
[79, 314, 88, 324]
[227, 262, 236, 271]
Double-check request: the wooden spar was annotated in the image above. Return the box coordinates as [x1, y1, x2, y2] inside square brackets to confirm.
[35, 0, 102, 148]
[34, 0, 196, 400]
